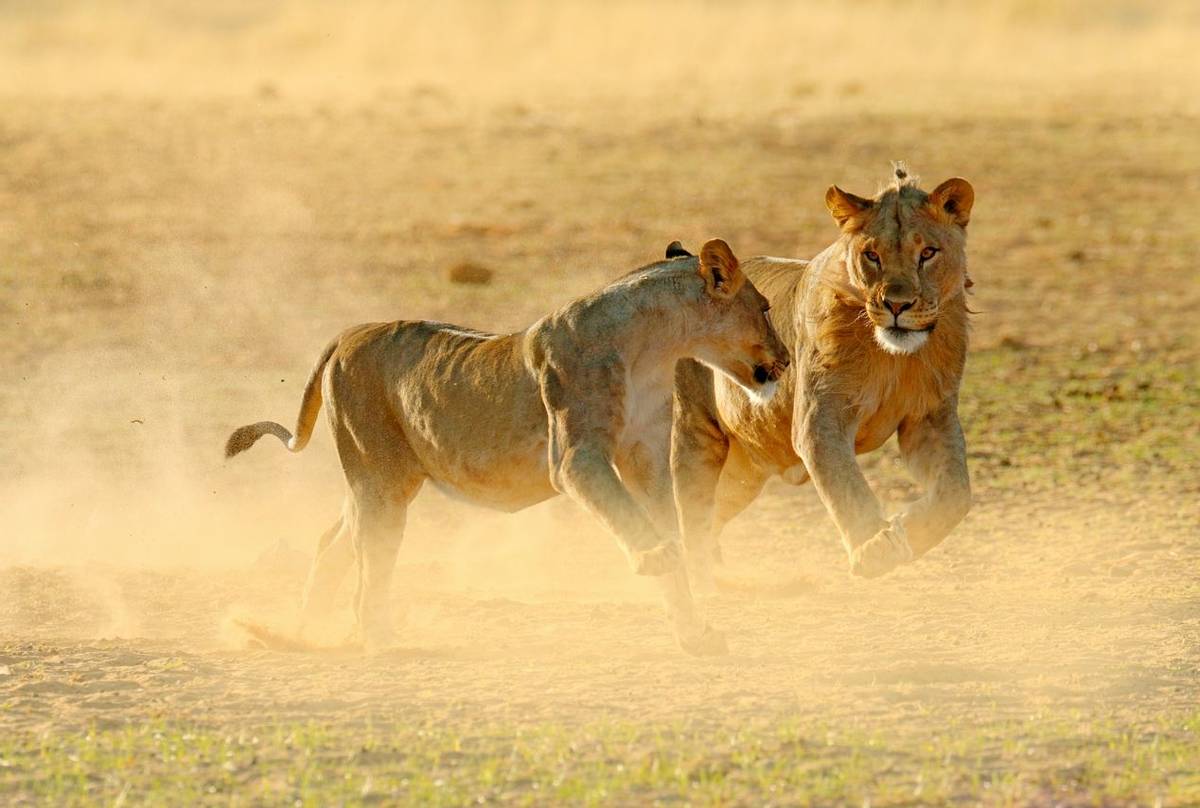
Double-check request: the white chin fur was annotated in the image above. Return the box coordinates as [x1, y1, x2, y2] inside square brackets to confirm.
[724, 374, 777, 405]
[743, 379, 778, 404]
[699, 360, 779, 405]
[874, 327, 929, 355]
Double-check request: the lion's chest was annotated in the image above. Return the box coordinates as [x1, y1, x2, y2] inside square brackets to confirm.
[853, 407, 904, 454]
[713, 374, 801, 475]
[851, 371, 943, 454]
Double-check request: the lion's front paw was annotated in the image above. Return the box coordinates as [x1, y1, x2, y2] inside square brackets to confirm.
[849, 522, 913, 579]
[678, 624, 730, 657]
[629, 541, 684, 576]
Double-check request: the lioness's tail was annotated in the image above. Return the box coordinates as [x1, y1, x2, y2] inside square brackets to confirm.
[225, 338, 339, 458]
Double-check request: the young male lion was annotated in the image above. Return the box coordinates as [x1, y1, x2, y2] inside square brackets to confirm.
[226, 239, 788, 655]
[671, 168, 975, 584]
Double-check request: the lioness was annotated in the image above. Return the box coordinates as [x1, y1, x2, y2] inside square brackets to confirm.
[671, 168, 974, 583]
[226, 240, 789, 655]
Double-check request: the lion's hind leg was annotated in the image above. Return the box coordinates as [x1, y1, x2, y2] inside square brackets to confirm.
[671, 434, 727, 593]
[675, 434, 769, 593]
[705, 445, 818, 598]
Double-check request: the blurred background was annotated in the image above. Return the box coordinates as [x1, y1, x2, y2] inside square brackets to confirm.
[6, 0, 1197, 109]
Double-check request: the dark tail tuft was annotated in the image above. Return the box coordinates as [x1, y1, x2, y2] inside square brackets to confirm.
[224, 421, 293, 458]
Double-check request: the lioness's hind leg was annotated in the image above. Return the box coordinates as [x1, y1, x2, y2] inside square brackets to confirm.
[349, 497, 412, 651]
[299, 514, 353, 628]
[342, 463, 424, 651]
[327, 386, 425, 651]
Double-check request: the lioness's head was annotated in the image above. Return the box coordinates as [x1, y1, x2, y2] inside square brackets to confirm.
[687, 238, 790, 403]
[825, 167, 974, 355]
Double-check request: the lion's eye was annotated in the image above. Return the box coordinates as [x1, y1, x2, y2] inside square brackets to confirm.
[920, 246, 939, 261]
[863, 251, 880, 264]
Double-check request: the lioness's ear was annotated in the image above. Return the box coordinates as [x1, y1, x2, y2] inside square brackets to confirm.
[825, 185, 873, 229]
[665, 240, 693, 259]
[928, 177, 974, 228]
[698, 238, 743, 299]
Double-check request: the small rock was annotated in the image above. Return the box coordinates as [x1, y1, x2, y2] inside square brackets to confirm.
[447, 262, 494, 285]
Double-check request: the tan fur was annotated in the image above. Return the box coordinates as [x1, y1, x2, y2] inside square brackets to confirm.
[226, 240, 787, 656]
[673, 173, 975, 584]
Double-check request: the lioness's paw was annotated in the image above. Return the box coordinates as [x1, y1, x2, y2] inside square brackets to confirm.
[678, 625, 730, 657]
[630, 541, 684, 576]
[361, 624, 398, 654]
[849, 524, 913, 579]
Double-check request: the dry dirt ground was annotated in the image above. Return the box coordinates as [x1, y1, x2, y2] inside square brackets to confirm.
[2, 2, 1200, 805]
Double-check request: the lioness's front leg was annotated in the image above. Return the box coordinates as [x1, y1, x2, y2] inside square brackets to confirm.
[670, 359, 730, 590]
[794, 392, 895, 578]
[619, 432, 727, 656]
[539, 362, 679, 575]
[894, 396, 972, 558]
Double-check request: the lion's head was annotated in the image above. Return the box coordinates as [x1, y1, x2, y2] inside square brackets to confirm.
[824, 167, 974, 356]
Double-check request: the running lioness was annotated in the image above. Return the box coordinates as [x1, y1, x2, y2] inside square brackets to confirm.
[226, 240, 789, 655]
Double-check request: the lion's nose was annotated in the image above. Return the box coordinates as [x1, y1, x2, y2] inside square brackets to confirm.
[884, 297, 914, 317]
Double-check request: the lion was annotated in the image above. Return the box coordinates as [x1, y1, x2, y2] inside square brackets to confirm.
[670, 167, 975, 584]
[225, 239, 789, 656]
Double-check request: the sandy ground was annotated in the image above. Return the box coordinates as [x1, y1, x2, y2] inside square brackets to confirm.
[3, 489, 1199, 732]
[2, 1, 1199, 804]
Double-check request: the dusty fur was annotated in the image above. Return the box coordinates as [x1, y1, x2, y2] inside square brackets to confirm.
[226, 240, 788, 656]
[672, 169, 976, 586]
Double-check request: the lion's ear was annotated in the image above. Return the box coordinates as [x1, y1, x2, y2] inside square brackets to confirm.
[825, 185, 873, 229]
[698, 238, 744, 299]
[928, 178, 974, 228]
